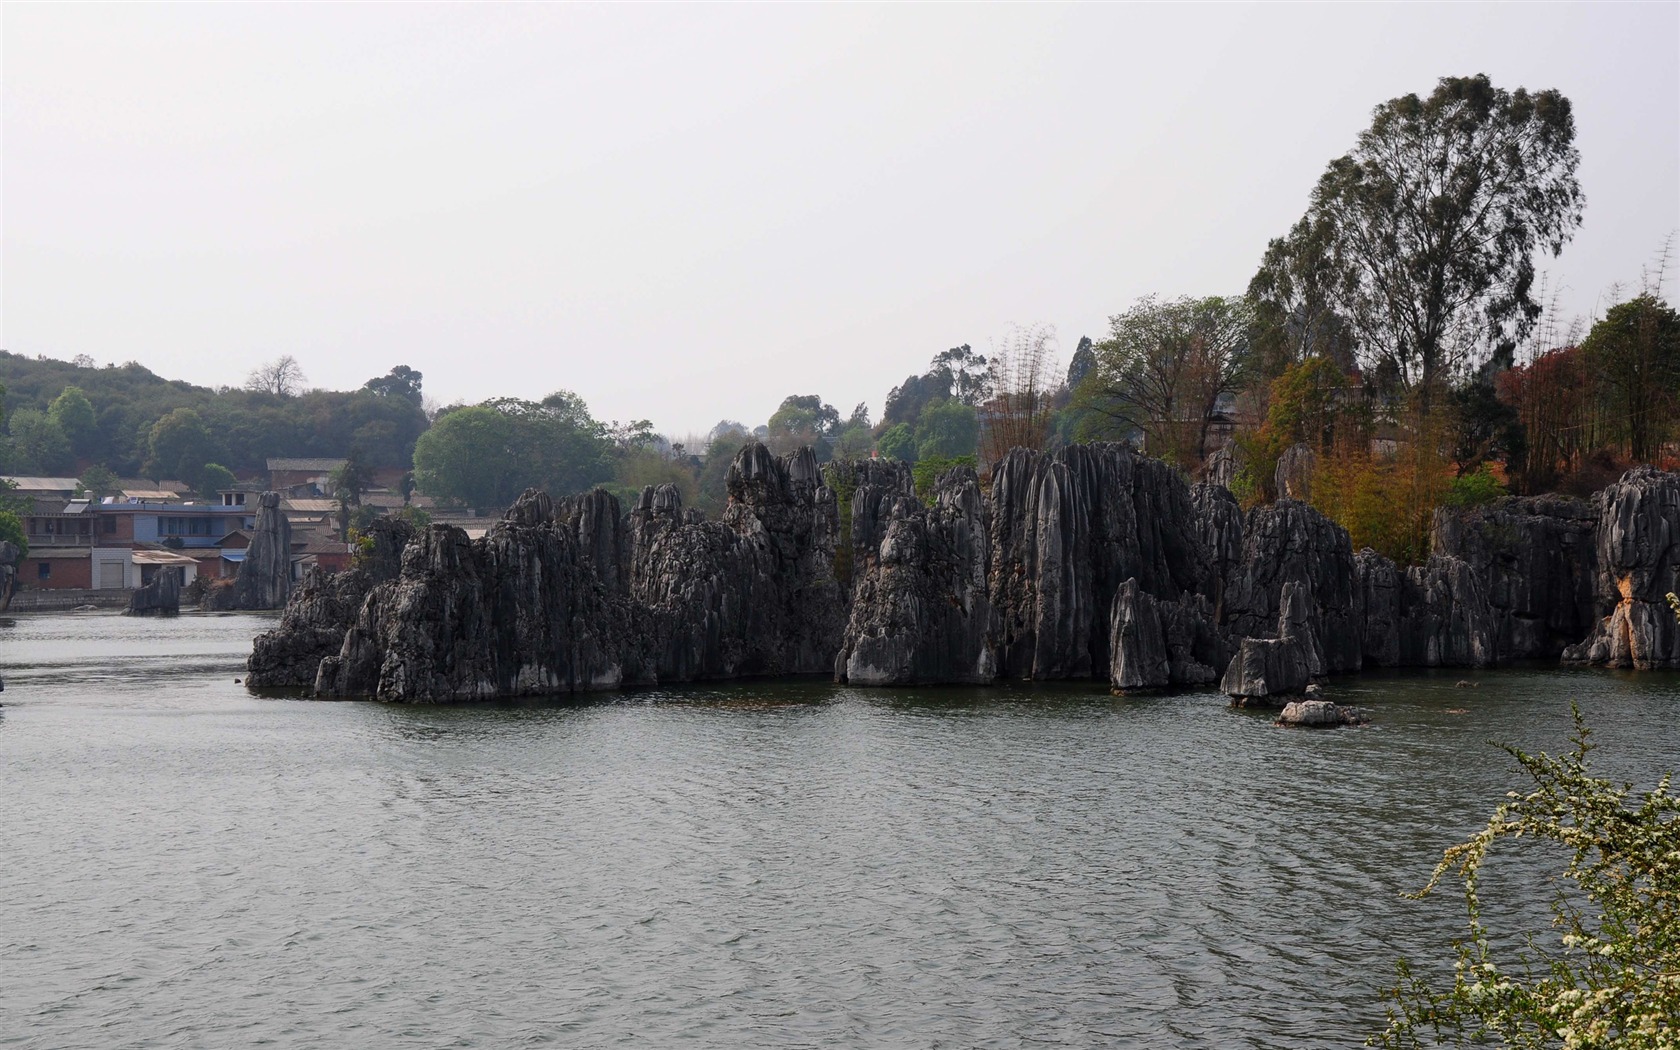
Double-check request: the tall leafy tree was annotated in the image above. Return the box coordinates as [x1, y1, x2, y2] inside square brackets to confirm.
[766, 395, 841, 458]
[362, 365, 424, 406]
[1073, 295, 1254, 469]
[48, 386, 97, 456]
[1580, 295, 1680, 463]
[1256, 75, 1584, 412]
[7, 408, 73, 474]
[146, 407, 213, 485]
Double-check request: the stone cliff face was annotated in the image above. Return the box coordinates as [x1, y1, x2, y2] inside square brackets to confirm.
[247, 518, 414, 690]
[1563, 467, 1680, 669]
[1432, 495, 1598, 660]
[263, 443, 850, 701]
[248, 443, 1680, 701]
[1223, 500, 1362, 674]
[212, 492, 293, 611]
[835, 464, 994, 686]
[989, 444, 1214, 681]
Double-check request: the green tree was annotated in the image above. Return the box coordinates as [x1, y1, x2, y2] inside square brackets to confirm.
[362, 365, 424, 405]
[767, 395, 841, 458]
[877, 422, 916, 463]
[7, 408, 74, 474]
[914, 399, 979, 460]
[197, 463, 237, 502]
[146, 408, 213, 486]
[1073, 295, 1254, 469]
[1377, 708, 1679, 1049]
[834, 403, 875, 460]
[1580, 295, 1680, 464]
[413, 395, 611, 513]
[78, 464, 119, 501]
[1258, 75, 1584, 413]
[412, 405, 518, 512]
[48, 385, 97, 456]
[694, 430, 751, 518]
[0, 508, 27, 560]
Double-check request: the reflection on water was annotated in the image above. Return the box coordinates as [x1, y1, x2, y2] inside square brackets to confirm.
[3, 612, 1677, 1049]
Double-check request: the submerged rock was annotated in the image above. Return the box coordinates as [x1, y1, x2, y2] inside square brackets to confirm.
[1277, 699, 1367, 727]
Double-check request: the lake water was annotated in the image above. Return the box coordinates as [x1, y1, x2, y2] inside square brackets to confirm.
[4, 611, 1677, 1049]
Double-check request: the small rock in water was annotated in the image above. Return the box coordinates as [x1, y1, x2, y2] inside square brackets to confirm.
[1304, 682, 1324, 699]
[1455, 679, 1478, 688]
[1277, 699, 1367, 728]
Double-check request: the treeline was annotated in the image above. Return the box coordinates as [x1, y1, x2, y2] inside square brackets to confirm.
[7, 74, 1677, 570]
[0, 353, 427, 493]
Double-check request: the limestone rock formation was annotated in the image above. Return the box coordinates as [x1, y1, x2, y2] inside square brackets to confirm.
[1396, 555, 1497, 668]
[1224, 499, 1362, 674]
[631, 445, 847, 681]
[214, 492, 293, 610]
[1274, 443, 1317, 501]
[314, 491, 643, 701]
[246, 518, 414, 689]
[990, 444, 1215, 681]
[1564, 467, 1680, 669]
[1221, 581, 1323, 701]
[0, 539, 19, 612]
[280, 443, 850, 700]
[1107, 578, 1222, 691]
[834, 465, 995, 685]
[1433, 495, 1597, 659]
[124, 570, 181, 617]
[1191, 482, 1244, 619]
[1354, 548, 1402, 667]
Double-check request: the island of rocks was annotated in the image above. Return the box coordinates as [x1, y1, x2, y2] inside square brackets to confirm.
[245, 442, 1680, 705]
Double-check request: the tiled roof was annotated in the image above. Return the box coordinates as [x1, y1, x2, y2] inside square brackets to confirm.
[282, 498, 339, 514]
[3, 476, 81, 491]
[268, 458, 347, 472]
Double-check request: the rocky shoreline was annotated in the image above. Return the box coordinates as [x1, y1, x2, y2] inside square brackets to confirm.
[246, 443, 1680, 703]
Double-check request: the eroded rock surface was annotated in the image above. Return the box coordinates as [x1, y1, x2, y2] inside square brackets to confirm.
[248, 445, 1680, 701]
[1563, 467, 1680, 669]
[1433, 495, 1597, 659]
[212, 492, 293, 611]
[125, 570, 180, 617]
[1224, 500, 1361, 674]
[247, 518, 414, 689]
[989, 444, 1214, 681]
[835, 465, 994, 685]
[1221, 580, 1323, 701]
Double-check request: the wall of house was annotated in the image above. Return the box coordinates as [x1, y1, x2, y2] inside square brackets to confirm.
[20, 554, 93, 589]
[92, 547, 138, 589]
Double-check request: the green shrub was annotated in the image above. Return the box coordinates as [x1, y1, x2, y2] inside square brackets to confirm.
[1375, 707, 1680, 1048]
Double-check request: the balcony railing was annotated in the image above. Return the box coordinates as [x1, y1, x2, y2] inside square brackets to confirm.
[25, 533, 96, 547]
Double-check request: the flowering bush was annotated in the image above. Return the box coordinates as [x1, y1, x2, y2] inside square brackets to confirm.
[1374, 708, 1679, 1048]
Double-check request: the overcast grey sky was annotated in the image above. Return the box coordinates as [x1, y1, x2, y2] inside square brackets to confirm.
[5, 3, 1677, 439]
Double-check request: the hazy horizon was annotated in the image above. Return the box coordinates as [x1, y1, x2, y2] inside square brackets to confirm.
[5, 4, 1677, 439]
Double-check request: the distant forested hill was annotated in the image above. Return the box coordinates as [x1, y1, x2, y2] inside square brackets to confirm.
[0, 351, 428, 481]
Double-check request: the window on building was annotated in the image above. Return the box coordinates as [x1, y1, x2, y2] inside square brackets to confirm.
[103, 517, 117, 534]
[37, 562, 50, 580]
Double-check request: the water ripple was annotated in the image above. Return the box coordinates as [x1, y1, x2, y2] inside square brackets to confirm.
[4, 614, 1679, 1048]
